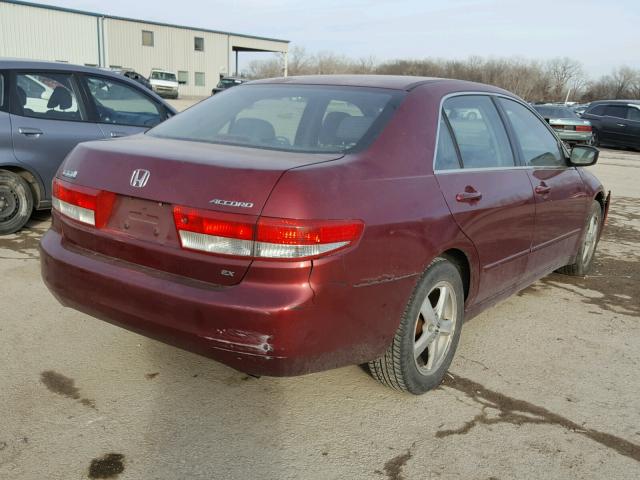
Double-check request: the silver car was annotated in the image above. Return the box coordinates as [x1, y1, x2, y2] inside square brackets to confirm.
[0, 59, 176, 234]
[532, 104, 594, 146]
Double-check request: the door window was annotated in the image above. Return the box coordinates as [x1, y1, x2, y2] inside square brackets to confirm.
[627, 106, 640, 121]
[497, 98, 565, 167]
[443, 95, 514, 168]
[85, 76, 164, 128]
[587, 104, 606, 116]
[434, 117, 461, 170]
[0, 73, 5, 110]
[15, 72, 85, 121]
[605, 105, 628, 119]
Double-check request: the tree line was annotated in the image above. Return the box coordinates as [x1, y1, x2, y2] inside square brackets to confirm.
[247, 47, 640, 103]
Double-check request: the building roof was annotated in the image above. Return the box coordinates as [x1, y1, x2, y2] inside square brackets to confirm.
[1, 0, 290, 44]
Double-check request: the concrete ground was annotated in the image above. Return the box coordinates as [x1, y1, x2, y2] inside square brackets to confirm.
[0, 138, 638, 478]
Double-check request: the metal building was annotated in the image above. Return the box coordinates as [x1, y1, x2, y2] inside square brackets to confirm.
[0, 0, 289, 96]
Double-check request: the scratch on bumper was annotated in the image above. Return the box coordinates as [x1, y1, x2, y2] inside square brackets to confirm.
[353, 272, 420, 288]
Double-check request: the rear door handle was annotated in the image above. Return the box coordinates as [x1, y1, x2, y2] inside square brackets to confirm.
[616, 123, 626, 127]
[110, 131, 127, 138]
[18, 127, 43, 137]
[535, 183, 551, 195]
[455, 188, 482, 203]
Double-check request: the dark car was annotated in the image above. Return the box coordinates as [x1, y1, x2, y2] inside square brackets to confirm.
[40, 76, 609, 395]
[532, 104, 593, 146]
[108, 68, 153, 91]
[0, 59, 177, 234]
[581, 100, 640, 148]
[211, 76, 247, 95]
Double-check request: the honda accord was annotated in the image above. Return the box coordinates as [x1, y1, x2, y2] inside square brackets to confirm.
[40, 75, 610, 394]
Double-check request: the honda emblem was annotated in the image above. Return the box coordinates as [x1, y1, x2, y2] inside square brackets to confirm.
[130, 169, 150, 188]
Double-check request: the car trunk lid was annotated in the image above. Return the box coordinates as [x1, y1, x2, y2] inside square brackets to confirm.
[57, 135, 344, 285]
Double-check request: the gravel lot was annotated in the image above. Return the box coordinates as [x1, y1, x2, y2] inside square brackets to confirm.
[0, 98, 638, 480]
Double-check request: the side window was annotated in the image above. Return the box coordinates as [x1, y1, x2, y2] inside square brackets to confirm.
[627, 107, 640, 122]
[497, 98, 565, 167]
[434, 117, 460, 170]
[15, 72, 84, 121]
[85, 76, 164, 128]
[0, 73, 5, 110]
[444, 95, 514, 168]
[605, 105, 628, 119]
[588, 104, 606, 116]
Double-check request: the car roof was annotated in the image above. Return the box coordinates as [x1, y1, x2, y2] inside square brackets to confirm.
[589, 99, 640, 106]
[247, 74, 513, 94]
[0, 58, 176, 113]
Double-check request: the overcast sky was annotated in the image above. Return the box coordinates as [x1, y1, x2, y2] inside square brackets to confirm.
[33, 0, 640, 77]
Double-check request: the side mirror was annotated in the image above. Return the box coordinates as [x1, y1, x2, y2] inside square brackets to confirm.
[569, 145, 599, 167]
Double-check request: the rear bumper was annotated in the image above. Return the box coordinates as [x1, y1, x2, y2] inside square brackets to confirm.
[40, 229, 399, 376]
[557, 131, 593, 143]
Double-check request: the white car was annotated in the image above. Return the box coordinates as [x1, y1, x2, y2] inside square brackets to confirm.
[149, 69, 179, 99]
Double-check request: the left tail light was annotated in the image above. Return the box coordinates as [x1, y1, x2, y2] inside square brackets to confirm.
[576, 125, 592, 132]
[52, 178, 115, 228]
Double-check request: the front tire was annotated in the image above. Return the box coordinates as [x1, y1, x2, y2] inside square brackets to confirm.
[0, 170, 34, 235]
[369, 257, 464, 395]
[557, 200, 602, 276]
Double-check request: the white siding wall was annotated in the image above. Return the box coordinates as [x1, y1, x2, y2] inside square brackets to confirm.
[105, 18, 231, 96]
[0, 2, 99, 65]
[0, 2, 288, 97]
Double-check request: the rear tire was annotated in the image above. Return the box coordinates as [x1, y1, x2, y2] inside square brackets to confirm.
[0, 170, 34, 235]
[369, 257, 464, 395]
[557, 200, 602, 276]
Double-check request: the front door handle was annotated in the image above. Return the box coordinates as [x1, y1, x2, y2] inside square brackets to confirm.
[535, 183, 551, 195]
[455, 187, 482, 203]
[110, 131, 127, 138]
[18, 127, 43, 137]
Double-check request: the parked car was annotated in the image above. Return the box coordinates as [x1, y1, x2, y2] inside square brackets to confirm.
[0, 58, 177, 234]
[149, 69, 179, 99]
[108, 68, 152, 91]
[532, 104, 594, 146]
[581, 100, 640, 148]
[211, 76, 247, 95]
[40, 76, 609, 395]
[573, 103, 590, 117]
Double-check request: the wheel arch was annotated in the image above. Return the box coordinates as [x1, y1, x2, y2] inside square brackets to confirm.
[0, 164, 45, 209]
[439, 248, 471, 301]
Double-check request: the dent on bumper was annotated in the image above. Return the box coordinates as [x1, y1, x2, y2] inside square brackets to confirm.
[39, 229, 323, 376]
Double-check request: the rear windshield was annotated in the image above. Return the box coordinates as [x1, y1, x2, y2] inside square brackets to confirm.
[533, 106, 577, 119]
[148, 84, 405, 153]
[151, 71, 176, 82]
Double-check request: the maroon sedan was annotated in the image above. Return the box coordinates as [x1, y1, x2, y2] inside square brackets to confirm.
[40, 76, 610, 394]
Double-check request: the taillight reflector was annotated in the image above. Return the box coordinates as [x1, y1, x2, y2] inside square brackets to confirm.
[52, 178, 115, 228]
[172, 205, 364, 259]
[576, 125, 592, 132]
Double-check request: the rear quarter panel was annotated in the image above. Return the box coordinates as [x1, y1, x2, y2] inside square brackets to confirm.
[261, 86, 481, 362]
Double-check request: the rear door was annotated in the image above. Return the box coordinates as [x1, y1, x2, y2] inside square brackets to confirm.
[434, 94, 535, 303]
[9, 70, 103, 200]
[0, 71, 17, 166]
[496, 97, 587, 275]
[79, 74, 170, 138]
[601, 104, 630, 145]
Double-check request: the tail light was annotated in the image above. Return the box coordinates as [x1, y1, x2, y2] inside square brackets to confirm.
[52, 178, 115, 228]
[576, 125, 592, 132]
[173, 205, 364, 260]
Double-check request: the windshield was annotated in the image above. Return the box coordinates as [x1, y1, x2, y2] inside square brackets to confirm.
[151, 71, 176, 82]
[148, 84, 404, 153]
[533, 106, 578, 119]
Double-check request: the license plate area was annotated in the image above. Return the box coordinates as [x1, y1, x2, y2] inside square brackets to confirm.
[107, 196, 178, 246]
